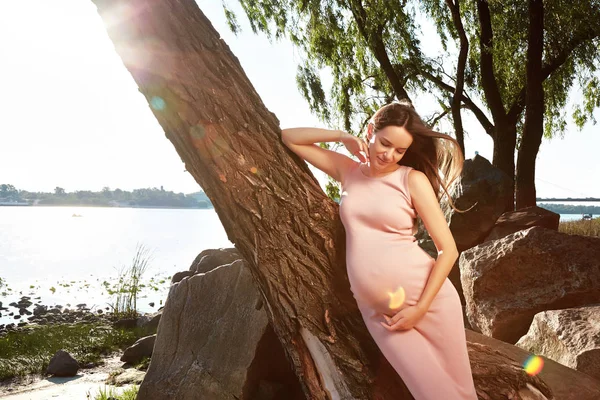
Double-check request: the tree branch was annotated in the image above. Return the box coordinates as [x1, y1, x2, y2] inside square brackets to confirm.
[348, 0, 412, 102]
[421, 70, 494, 136]
[476, 0, 507, 122]
[445, 0, 469, 153]
[507, 30, 600, 125]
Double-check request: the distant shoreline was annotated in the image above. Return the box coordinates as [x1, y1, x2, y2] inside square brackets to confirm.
[0, 204, 213, 210]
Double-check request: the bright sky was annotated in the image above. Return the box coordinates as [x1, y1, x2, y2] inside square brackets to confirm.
[0, 0, 598, 198]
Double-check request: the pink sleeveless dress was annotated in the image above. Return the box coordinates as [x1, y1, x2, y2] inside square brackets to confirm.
[339, 161, 477, 400]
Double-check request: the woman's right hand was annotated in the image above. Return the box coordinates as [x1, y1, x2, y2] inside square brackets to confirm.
[340, 132, 370, 163]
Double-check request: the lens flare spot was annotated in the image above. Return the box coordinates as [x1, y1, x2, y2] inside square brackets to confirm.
[388, 286, 406, 310]
[250, 167, 258, 174]
[190, 125, 206, 140]
[523, 355, 544, 376]
[150, 96, 166, 110]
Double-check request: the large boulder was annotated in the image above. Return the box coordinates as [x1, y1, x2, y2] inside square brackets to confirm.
[516, 305, 600, 381]
[137, 256, 303, 400]
[189, 247, 242, 274]
[170, 248, 241, 284]
[484, 206, 560, 242]
[435, 155, 513, 251]
[461, 226, 600, 344]
[415, 155, 512, 307]
[467, 329, 600, 400]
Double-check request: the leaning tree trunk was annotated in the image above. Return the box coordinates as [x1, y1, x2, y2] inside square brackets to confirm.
[92, 1, 557, 398]
[92, 0, 412, 397]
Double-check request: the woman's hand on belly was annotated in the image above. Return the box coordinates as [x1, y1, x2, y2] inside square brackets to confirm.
[381, 304, 427, 331]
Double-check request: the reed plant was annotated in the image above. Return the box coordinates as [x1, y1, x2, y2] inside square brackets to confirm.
[558, 216, 600, 237]
[106, 243, 153, 319]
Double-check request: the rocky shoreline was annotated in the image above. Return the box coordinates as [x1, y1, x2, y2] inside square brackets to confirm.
[0, 298, 162, 398]
[0, 298, 117, 336]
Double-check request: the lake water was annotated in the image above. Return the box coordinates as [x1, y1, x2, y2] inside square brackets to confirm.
[0, 205, 589, 325]
[0, 206, 233, 326]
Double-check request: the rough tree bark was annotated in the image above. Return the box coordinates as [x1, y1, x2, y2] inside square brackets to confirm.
[516, 0, 544, 210]
[445, 0, 469, 158]
[92, 0, 413, 398]
[476, 0, 517, 212]
[91, 1, 558, 399]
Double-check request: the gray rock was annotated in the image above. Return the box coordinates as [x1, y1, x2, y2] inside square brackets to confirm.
[189, 247, 242, 274]
[33, 304, 48, 316]
[113, 318, 137, 329]
[138, 257, 302, 400]
[137, 312, 161, 333]
[516, 305, 600, 380]
[484, 206, 560, 242]
[413, 155, 512, 307]
[461, 226, 600, 343]
[108, 368, 146, 386]
[121, 334, 156, 364]
[170, 270, 193, 284]
[46, 349, 79, 377]
[417, 155, 513, 251]
[448, 155, 514, 251]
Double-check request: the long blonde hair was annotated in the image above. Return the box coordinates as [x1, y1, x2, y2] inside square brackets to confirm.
[365, 100, 472, 213]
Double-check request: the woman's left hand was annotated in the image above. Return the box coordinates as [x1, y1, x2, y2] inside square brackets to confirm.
[380, 304, 427, 331]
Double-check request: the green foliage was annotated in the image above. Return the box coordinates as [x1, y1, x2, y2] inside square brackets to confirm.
[0, 184, 21, 201]
[230, 1, 427, 135]
[134, 356, 151, 371]
[0, 323, 149, 380]
[573, 76, 600, 128]
[538, 203, 600, 215]
[228, 0, 600, 143]
[325, 180, 340, 203]
[1, 185, 212, 208]
[105, 244, 152, 319]
[88, 385, 139, 400]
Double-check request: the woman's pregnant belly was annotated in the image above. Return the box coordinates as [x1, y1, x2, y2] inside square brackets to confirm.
[346, 239, 455, 315]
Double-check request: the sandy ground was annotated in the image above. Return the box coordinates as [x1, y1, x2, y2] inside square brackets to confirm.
[0, 354, 138, 400]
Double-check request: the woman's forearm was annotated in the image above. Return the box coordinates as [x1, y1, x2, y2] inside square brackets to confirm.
[416, 251, 459, 311]
[281, 127, 349, 145]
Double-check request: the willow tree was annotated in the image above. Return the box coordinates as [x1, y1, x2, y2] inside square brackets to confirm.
[227, 0, 600, 210]
[93, 0, 555, 398]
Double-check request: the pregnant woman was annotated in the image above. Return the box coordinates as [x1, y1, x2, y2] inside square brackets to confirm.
[281, 101, 478, 399]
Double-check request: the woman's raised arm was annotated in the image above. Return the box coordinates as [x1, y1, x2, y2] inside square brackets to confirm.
[281, 127, 367, 183]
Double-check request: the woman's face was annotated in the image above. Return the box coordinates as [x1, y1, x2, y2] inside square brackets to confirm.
[366, 125, 413, 171]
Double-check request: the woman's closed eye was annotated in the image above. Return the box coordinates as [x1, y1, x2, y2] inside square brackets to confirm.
[382, 140, 405, 154]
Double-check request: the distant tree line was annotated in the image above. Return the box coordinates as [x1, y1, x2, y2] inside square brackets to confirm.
[0, 184, 213, 209]
[538, 203, 599, 215]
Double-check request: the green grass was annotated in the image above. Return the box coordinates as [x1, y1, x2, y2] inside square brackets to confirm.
[87, 384, 139, 400]
[0, 322, 154, 381]
[133, 356, 151, 371]
[558, 216, 600, 237]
